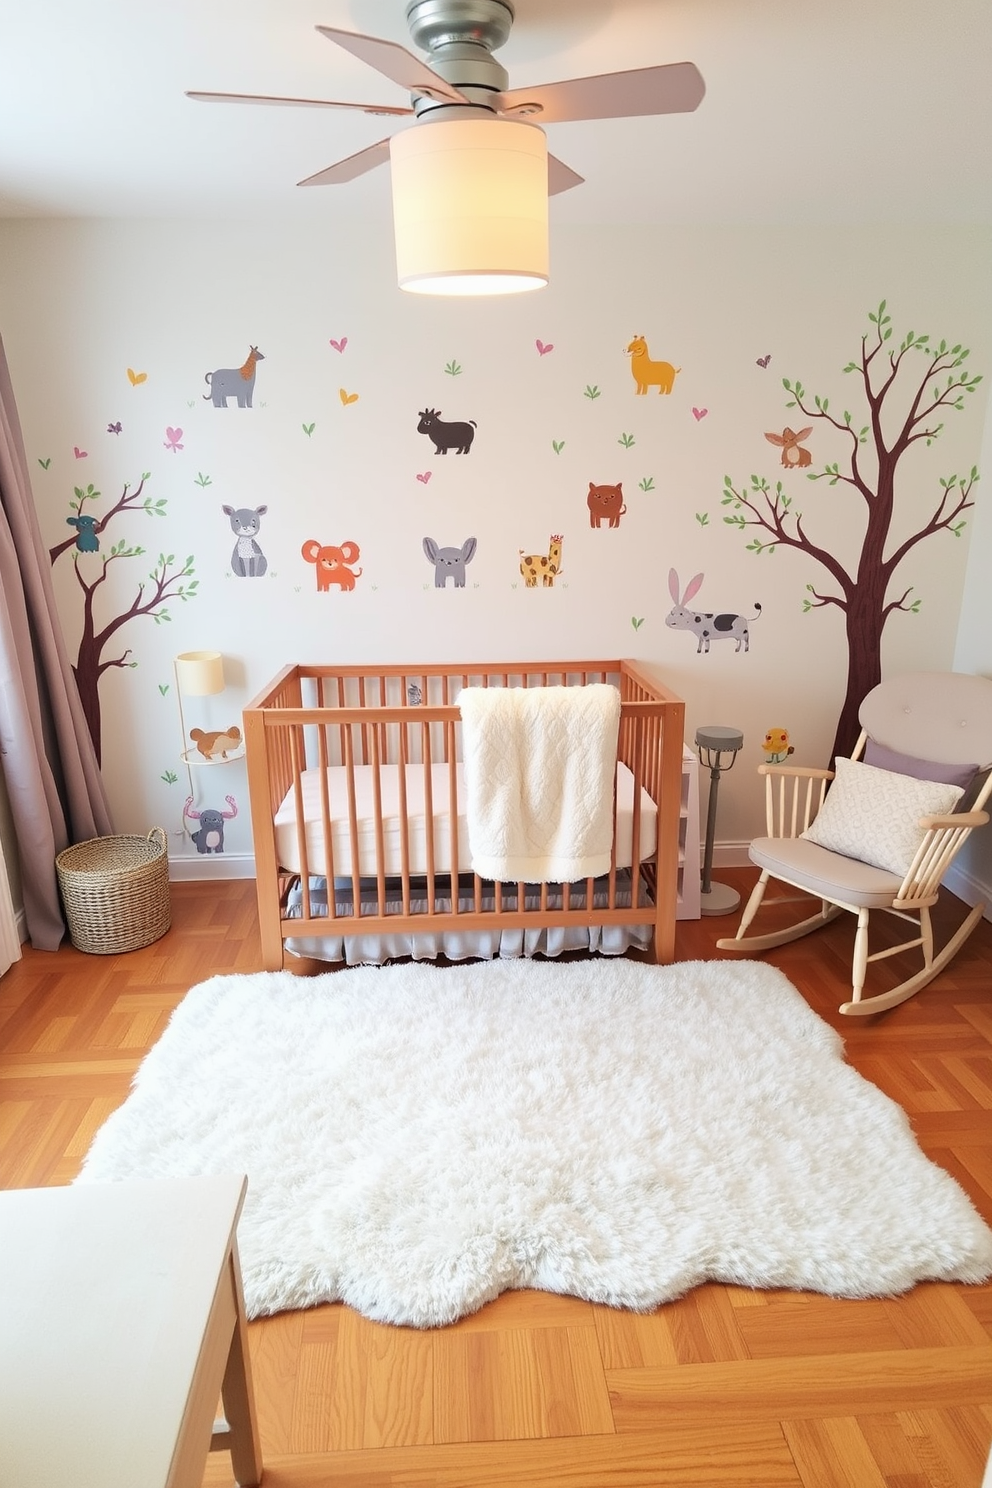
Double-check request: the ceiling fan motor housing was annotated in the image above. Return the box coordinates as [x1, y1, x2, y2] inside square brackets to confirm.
[406, 0, 514, 111]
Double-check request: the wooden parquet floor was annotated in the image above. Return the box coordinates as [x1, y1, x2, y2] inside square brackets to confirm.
[1, 871, 991, 1487]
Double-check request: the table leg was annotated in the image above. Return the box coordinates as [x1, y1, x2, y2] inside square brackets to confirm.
[220, 1245, 263, 1487]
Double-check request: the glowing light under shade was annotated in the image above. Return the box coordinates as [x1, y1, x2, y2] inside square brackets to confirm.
[390, 116, 549, 296]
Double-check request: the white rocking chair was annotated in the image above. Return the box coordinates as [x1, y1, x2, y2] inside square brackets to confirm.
[717, 672, 992, 1016]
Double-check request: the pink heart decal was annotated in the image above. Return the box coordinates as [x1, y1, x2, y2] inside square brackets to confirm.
[692, 407, 708, 421]
[535, 339, 554, 356]
[756, 354, 771, 368]
[73, 446, 88, 458]
[416, 472, 432, 484]
[329, 337, 348, 353]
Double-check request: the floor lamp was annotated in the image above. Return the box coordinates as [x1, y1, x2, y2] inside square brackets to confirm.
[695, 725, 744, 916]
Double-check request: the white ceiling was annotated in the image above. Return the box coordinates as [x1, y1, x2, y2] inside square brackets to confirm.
[1, 0, 991, 227]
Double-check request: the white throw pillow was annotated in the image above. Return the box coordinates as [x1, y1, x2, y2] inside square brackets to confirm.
[800, 756, 964, 877]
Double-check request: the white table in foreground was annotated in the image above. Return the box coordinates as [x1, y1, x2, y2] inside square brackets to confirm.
[0, 1174, 262, 1488]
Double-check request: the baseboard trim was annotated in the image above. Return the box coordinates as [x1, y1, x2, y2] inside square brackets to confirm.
[708, 841, 753, 869]
[943, 860, 992, 920]
[168, 852, 256, 882]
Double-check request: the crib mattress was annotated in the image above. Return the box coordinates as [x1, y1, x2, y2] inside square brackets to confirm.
[273, 762, 657, 878]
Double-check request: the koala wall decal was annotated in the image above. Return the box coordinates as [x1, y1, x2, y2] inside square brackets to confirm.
[66, 514, 100, 552]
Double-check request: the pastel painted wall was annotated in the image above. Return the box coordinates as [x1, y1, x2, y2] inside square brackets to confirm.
[0, 219, 989, 889]
[951, 384, 992, 904]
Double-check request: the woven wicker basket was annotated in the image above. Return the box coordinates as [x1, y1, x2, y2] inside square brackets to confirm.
[55, 828, 171, 954]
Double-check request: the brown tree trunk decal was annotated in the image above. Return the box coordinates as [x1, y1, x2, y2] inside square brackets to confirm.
[723, 302, 982, 761]
[49, 474, 198, 766]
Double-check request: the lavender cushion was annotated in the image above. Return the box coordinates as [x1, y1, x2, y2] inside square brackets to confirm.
[863, 739, 977, 791]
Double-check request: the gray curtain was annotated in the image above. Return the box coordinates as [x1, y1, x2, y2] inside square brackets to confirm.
[0, 333, 113, 950]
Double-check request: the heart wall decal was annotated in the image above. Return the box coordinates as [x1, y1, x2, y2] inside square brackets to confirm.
[692, 407, 708, 421]
[339, 389, 359, 406]
[535, 339, 554, 356]
[416, 472, 432, 484]
[329, 338, 348, 353]
[127, 368, 148, 386]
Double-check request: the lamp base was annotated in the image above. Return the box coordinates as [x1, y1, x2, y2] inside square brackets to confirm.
[699, 881, 741, 917]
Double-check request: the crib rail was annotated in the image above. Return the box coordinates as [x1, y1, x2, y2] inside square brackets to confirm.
[243, 661, 684, 969]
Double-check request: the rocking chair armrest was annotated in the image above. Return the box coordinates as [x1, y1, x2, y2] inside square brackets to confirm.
[757, 763, 835, 781]
[918, 808, 989, 831]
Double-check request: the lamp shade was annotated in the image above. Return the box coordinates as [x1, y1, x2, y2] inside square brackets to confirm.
[390, 116, 549, 295]
[175, 650, 225, 696]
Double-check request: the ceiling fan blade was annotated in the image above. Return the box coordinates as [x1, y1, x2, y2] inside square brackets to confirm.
[547, 154, 584, 196]
[316, 26, 469, 105]
[496, 61, 705, 124]
[297, 138, 393, 188]
[186, 90, 412, 117]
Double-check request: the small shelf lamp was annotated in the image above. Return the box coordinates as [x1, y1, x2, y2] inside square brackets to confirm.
[174, 651, 231, 767]
[695, 725, 745, 917]
[175, 650, 224, 698]
[390, 112, 549, 296]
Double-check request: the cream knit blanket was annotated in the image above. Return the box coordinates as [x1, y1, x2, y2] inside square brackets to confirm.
[458, 684, 622, 882]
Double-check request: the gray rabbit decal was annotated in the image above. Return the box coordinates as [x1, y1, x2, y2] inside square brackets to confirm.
[665, 569, 761, 653]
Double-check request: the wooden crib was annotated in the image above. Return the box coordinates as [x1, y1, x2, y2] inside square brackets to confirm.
[243, 660, 685, 971]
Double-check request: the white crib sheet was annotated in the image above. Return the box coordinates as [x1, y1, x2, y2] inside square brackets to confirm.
[273, 762, 657, 878]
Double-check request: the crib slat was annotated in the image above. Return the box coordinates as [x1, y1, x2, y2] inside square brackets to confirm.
[398, 722, 412, 918]
[422, 723, 436, 914]
[370, 725, 387, 918]
[316, 724, 337, 920]
[446, 719, 460, 916]
[289, 727, 311, 919]
[342, 726, 362, 922]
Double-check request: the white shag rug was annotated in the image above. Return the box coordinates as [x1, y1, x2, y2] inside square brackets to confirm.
[76, 958, 992, 1328]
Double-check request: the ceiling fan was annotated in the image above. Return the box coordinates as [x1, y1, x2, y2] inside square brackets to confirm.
[186, 0, 706, 197]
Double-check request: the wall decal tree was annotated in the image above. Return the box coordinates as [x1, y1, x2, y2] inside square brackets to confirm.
[722, 302, 983, 761]
[48, 473, 198, 764]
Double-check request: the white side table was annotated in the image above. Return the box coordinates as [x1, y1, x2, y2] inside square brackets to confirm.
[0, 1174, 262, 1488]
